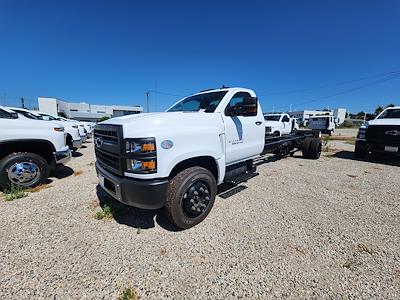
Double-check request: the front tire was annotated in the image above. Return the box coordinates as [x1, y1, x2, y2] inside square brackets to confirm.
[0, 152, 49, 189]
[164, 167, 217, 229]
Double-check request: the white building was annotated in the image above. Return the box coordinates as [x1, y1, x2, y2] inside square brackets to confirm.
[290, 108, 346, 125]
[38, 97, 143, 122]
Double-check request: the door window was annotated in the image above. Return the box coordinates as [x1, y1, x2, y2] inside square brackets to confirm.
[282, 115, 290, 122]
[0, 109, 13, 119]
[225, 92, 251, 116]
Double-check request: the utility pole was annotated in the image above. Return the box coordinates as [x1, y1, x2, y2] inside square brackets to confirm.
[146, 91, 150, 113]
[20, 97, 25, 108]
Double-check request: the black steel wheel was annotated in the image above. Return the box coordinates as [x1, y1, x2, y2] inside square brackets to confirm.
[164, 166, 216, 229]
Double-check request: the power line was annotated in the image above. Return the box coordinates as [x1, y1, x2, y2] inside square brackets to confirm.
[270, 72, 400, 112]
[258, 70, 400, 97]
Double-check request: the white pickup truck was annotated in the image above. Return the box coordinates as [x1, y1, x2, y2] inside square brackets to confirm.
[264, 113, 298, 136]
[0, 106, 72, 189]
[94, 87, 321, 229]
[355, 106, 400, 158]
[38, 112, 88, 143]
[7, 107, 83, 149]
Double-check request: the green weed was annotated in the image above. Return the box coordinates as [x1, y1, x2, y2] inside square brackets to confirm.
[118, 287, 138, 300]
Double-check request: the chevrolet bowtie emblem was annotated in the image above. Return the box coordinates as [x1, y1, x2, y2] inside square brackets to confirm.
[385, 130, 400, 136]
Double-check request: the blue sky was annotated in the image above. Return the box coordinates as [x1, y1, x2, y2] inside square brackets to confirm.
[0, 0, 399, 113]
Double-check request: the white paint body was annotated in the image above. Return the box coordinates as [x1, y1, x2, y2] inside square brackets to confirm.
[308, 115, 336, 133]
[101, 88, 266, 184]
[6, 107, 81, 142]
[264, 113, 297, 136]
[0, 106, 69, 152]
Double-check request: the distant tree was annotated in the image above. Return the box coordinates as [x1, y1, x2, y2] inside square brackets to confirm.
[356, 111, 365, 119]
[386, 103, 395, 108]
[374, 106, 384, 115]
[99, 116, 110, 122]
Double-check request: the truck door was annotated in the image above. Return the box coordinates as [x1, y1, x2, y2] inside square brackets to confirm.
[222, 92, 265, 165]
[281, 115, 291, 134]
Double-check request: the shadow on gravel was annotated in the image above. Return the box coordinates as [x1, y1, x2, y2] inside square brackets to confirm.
[72, 151, 83, 157]
[95, 186, 181, 232]
[52, 166, 74, 179]
[80, 145, 88, 148]
[332, 150, 400, 167]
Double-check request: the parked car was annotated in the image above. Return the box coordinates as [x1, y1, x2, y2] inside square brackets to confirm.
[94, 87, 321, 229]
[264, 113, 298, 136]
[355, 106, 400, 158]
[0, 106, 72, 189]
[6, 107, 83, 149]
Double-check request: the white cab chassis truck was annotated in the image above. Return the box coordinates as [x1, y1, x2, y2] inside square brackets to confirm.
[308, 115, 335, 136]
[94, 88, 321, 229]
[0, 106, 72, 189]
[264, 113, 298, 136]
[355, 106, 400, 158]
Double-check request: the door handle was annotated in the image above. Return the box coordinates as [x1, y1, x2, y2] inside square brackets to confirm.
[255, 121, 262, 125]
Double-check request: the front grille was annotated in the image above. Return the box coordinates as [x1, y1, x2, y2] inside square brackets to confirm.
[265, 127, 272, 133]
[94, 124, 124, 176]
[366, 125, 400, 146]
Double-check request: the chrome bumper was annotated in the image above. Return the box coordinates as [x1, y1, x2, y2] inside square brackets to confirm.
[72, 138, 83, 148]
[54, 149, 72, 165]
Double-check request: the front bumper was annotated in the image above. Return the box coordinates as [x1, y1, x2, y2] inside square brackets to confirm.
[81, 134, 87, 143]
[96, 162, 169, 209]
[54, 149, 72, 165]
[356, 139, 400, 156]
[72, 138, 83, 148]
[86, 132, 92, 138]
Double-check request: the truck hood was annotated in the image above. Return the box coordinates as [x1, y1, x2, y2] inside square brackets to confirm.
[365, 118, 400, 127]
[264, 121, 281, 127]
[101, 112, 224, 137]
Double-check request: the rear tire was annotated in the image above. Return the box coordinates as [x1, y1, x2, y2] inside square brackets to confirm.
[308, 138, 322, 159]
[302, 137, 321, 159]
[164, 166, 217, 229]
[0, 152, 49, 190]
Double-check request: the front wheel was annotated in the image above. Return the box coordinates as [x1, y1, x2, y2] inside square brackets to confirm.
[164, 166, 217, 229]
[0, 152, 49, 190]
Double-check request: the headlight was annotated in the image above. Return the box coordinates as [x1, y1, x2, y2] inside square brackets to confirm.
[126, 138, 156, 154]
[126, 158, 157, 173]
[72, 125, 78, 129]
[54, 127, 64, 132]
[125, 138, 157, 174]
[357, 128, 366, 139]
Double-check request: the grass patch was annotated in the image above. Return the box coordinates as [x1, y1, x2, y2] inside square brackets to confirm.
[88, 162, 94, 166]
[94, 204, 113, 220]
[118, 287, 138, 300]
[343, 259, 362, 272]
[26, 183, 52, 193]
[345, 140, 356, 145]
[3, 185, 27, 201]
[356, 243, 373, 255]
[74, 170, 83, 176]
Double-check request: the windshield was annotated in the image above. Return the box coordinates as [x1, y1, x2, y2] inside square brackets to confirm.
[378, 108, 400, 119]
[13, 109, 42, 120]
[167, 91, 227, 112]
[40, 114, 58, 121]
[264, 115, 281, 121]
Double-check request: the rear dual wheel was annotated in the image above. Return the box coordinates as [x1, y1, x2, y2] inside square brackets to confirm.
[164, 167, 217, 229]
[302, 137, 322, 159]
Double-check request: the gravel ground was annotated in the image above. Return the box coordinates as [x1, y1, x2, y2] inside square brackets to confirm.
[1, 140, 399, 299]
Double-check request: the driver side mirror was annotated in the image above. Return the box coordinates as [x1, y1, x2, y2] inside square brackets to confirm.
[226, 97, 258, 117]
[10, 112, 18, 119]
